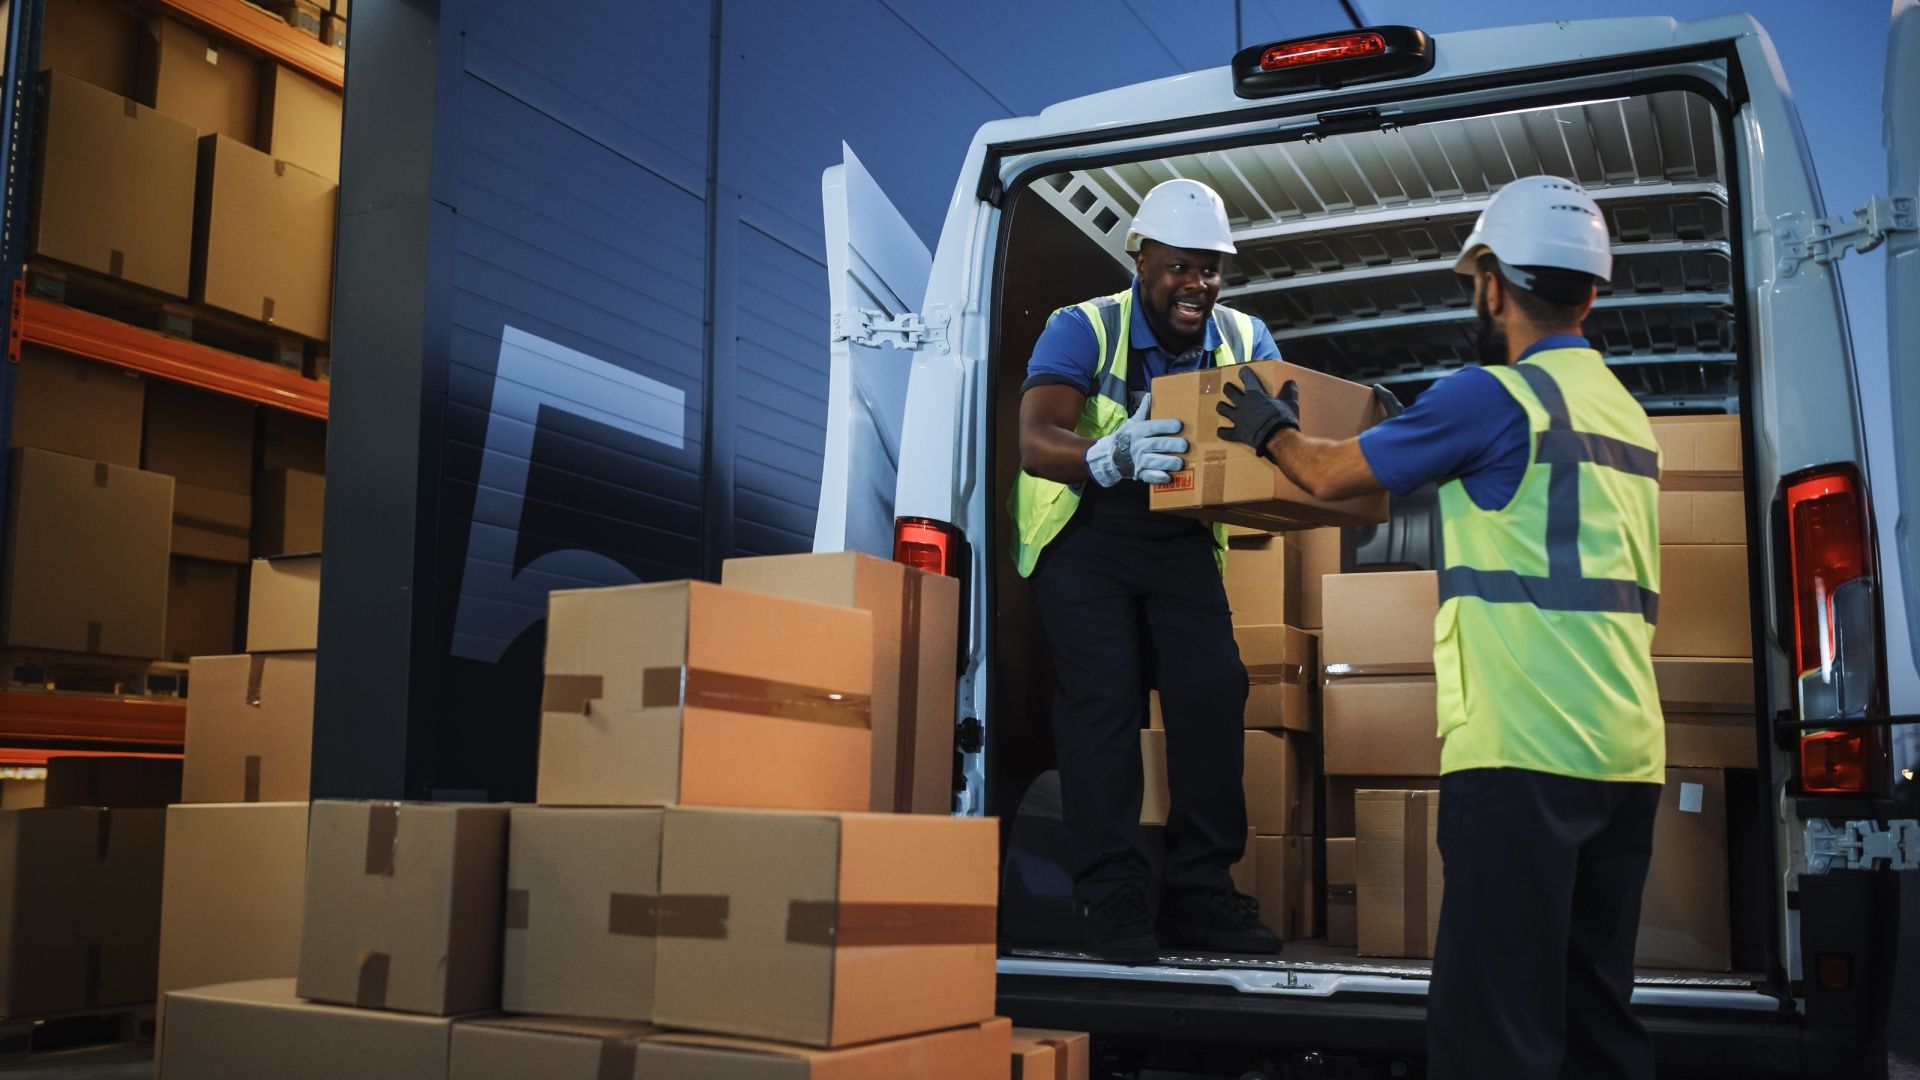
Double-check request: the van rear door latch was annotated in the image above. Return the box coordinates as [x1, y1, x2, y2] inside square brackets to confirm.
[831, 306, 950, 353]
[1803, 818, 1920, 873]
[1776, 195, 1917, 276]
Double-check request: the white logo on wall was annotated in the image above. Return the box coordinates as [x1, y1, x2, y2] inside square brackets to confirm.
[450, 325, 685, 662]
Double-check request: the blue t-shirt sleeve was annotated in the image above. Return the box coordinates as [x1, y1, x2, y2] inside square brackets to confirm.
[1249, 318, 1281, 360]
[1357, 367, 1529, 499]
[1022, 308, 1099, 393]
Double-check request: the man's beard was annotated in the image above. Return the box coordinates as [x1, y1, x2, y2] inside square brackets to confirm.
[1474, 292, 1508, 366]
[1145, 292, 1203, 353]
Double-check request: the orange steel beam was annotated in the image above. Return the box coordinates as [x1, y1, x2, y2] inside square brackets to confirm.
[0, 747, 183, 767]
[0, 692, 186, 750]
[22, 296, 329, 420]
[145, 0, 344, 88]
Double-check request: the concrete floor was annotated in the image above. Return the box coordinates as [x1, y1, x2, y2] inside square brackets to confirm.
[4, 1044, 152, 1078]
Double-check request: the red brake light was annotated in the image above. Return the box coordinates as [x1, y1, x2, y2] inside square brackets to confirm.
[1259, 32, 1386, 71]
[894, 517, 958, 577]
[1783, 466, 1872, 679]
[1801, 729, 1868, 794]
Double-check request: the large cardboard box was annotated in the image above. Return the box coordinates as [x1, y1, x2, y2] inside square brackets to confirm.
[192, 134, 337, 340]
[157, 802, 308, 1003]
[170, 483, 251, 563]
[255, 469, 326, 556]
[1356, 789, 1442, 959]
[1656, 657, 1755, 769]
[3, 448, 172, 659]
[1652, 544, 1752, 658]
[166, 558, 242, 661]
[1650, 415, 1742, 486]
[11, 347, 145, 467]
[1253, 835, 1316, 940]
[538, 581, 874, 810]
[43, 755, 180, 807]
[144, 380, 255, 494]
[1224, 535, 1300, 627]
[297, 800, 509, 1015]
[180, 653, 315, 803]
[503, 807, 662, 1022]
[449, 1016, 658, 1080]
[1324, 675, 1443, 776]
[653, 807, 998, 1047]
[0, 807, 164, 1016]
[1235, 624, 1315, 732]
[1150, 361, 1390, 529]
[1296, 527, 1341, 631]
[135, 17, 258, 142]
[1660, 489, 1745, 546]
[41, 0, 141, 96]
[1325, 837, 1356, 948]
[246, 554, 321, 652]
[1013, 1027, 1091, 1080]
[721, 552, 960, 814]
[157, 978, 459, 1080]
[1141, 729, 1312, 835]
[33, 72, 197, 297]
[634, 1018, 1012, 1079]
[258, 63, 342, 181]
[1637, 767, 1731, 971]
[1321, 571, 1438, 672]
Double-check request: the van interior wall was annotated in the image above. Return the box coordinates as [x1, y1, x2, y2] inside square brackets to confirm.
[989, 191, 1133, 814]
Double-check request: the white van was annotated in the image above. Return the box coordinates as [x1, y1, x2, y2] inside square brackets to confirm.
[817, 10, 1919, 1075]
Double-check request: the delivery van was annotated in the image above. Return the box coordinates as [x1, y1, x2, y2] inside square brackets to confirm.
[817, 9, 1920, 1077]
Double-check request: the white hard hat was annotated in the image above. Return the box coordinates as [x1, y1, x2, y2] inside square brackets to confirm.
[1126, 179, 1237, 255]
[1452, 175, 1613, 282]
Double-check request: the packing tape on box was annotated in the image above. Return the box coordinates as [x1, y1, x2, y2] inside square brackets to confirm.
[93, 462, 110, 488]
[1659, 472, 1742, 493]
[364, 803, 400, 876]
[1323, 662, 1436, 680]
[1201, 451, 1227, 506]
[1401, 792, 1431, 957]
[1246, 662, 1308, 687]
[247, 655, 268, 707]
[892, 569, 924, 811]
[262, 297, 277, 324]
[504, 888, 530, 930]
[544, 670, 872, 728]
[355, 949, 390, 1008]
[784, 900, 998, 947]
[86, 621, 102, 653]
[597, 1041, 637, 1080]
[1327, 884, 1356, 907]
[243, 756, 262, 802]
[608, 892, 657, 936]
[655, 894, 730, 939]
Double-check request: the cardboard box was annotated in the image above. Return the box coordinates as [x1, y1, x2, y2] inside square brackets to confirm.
[321, 13, 347, 49]
[282, 0, 324, 36]
[43, 755, 181, 807]
[1142, 729, 1313, 835]
[1012, 1027, 1091, 1080]
[1323, 675, 1443, 777]
[170, 483, 251, 563]
[192, 134, 337, 340]
[1296, 527, 1341, 631]
[1235, 623, 1315, 732]
[33, 72, 198, 297]
[537, 580, 874, 810]
[246, 554, 321, 652]
[1660, 490, 1745, 546]
[0, 778, 46, 810]
[1326, 776, 1437, 837]
[1224, 535, 1300, 627]
[721, 552, 960, 814]
[1325, 837, 1356, 948]
[254, 468, 325, 556]
[135, 17, 258, 141]
[635, 1018, 1012, 1079]
[0, 807, 164, 1016]
[144, 379, 255, 494]
[41, 0, 141, 96]
[1321, 571, 1438, 672]
[653, 807, 998, 1047]
[1355, 789, 1442, 959]
[3, 448, 173, 659]
[157, 802, 308, 1004]
[1651, 545, 1752, 658]
[158, 978, 459, 1080]
[258, 63, 342, 181]
[297, 800, 510, 1015]
[180, 653, 315, 803]
[449, 1016, 658, 1080]
[166, 558, 242, 661]
[1253, 835, 1316, 941]
[1637, 767, 1731, 971]
[11, 346, 145, 467]
[1656, 657, 1755, 769]
[1650, 415, 1742, 487]
[503, 807, 662, 1022]
[1151, 362, 1390, 529]
[261, 410, 327, 473]
[332, 0, 348, 17]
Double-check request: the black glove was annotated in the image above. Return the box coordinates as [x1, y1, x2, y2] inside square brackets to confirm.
[1371, 382, 1406, 419]
[1215, 367, 1300, 460]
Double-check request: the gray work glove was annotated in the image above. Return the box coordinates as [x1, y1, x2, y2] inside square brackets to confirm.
[1372, 382, 1406, 419]
[1086, 394, 1187, 487]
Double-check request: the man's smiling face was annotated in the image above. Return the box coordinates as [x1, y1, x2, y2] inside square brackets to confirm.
[1134, 240, 1224, 352]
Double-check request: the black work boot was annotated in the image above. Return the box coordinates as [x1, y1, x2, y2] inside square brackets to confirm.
[1082, 884, 1159, 964]
[1158, 887, 1283, 954]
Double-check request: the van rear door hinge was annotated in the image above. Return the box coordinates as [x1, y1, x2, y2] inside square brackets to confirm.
[830, 307, 948, 352]
[1803, 818, 1920, 873]
[1777, 196, 1918, 276]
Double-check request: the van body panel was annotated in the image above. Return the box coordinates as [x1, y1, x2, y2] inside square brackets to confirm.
[1884, 0, 1920, 683]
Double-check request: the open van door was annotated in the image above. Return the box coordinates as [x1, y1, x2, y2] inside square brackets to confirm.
[815, 143, 933, 558]
[1884, 0, 1920, 820]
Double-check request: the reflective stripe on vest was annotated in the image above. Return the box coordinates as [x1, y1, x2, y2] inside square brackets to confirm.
[1433, 348, 1667, 784]
[1007, 289, 1257, 577]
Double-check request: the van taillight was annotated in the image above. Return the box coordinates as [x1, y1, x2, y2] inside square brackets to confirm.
[1782, 463, 1884, 794]
[895, 517, 959, 577]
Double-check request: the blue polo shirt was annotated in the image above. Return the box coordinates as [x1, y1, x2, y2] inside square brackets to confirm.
[1023, 280, 1283, 400]
[1357, 335, 1590, 511]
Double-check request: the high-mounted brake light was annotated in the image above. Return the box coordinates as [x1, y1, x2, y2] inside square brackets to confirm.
[895, 517, 960, 577]
[1231, 25, 1434, 99]
[1259, 33, 1386, 71]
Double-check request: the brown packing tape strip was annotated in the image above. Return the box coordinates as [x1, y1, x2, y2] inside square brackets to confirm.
[274, 159, 287, 177]
[607, 892, 656, 937]
[1402, 793, 1430, 956]
[108, 249, 124, 277]
[1323, 662, 1436, 679]
[503, 889, 530, 931]
[1198, 368, 1224, 394]
[597, 1041, 637, 1080]
[892, 570, 923, 811]
[543, 673, 603, 715]
[123, 99, 138, 119]
[364, 803, 399, 876]
[1201, 451, 1226, 506]
[1245, 662, 1307, 686]
[655, 895, 729, 939]
[1660, 473, 1742, 493]
[247, 654, 268, 707]
[785, 901, 998, 947]
[356, 949, 389, 1009]
[641, 667, 872, 729]
[243, 756, 261, 802]
[262, 296, 276, 323]
[93, 462, 110, 488]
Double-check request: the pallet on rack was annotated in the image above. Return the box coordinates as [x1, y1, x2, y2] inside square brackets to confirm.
[0, 1002, 155, 1057]
[0, 652, 189, 700]
[25, 262, 323, 376]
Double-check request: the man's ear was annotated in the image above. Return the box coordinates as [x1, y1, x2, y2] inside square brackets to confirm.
[1482, 269, 1505, 318]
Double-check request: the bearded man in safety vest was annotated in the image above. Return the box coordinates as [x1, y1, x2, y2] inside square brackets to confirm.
[1215, 176, 1665, 1080]
[1011, 178, 1284, 962]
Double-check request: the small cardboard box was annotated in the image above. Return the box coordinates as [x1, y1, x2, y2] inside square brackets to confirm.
[1224, 535, 1300, 627]
[503, 807, 663, 1022]
[258, 63, 342, 182]
[1325, 837, 1357, 948]
[0, 807, 165, 1017]
[158, 978, 460, 1079]
[1253, 835, 1316, 941]
[43, 755, 180, 808]
[635, 1018, 1012, 1079]
[166, 558, 242, 661]
[1356, 789, 1442, 959]
[296, 800, 510, 1015]
[246, 555, 321, 652]
[33, 71, 197, 298]
[1150, 362, 1390, 529]
[653, 807, 998, 1047]
[192, 134, 337, 341]
[1651, 544, 1751, 659]
[11, 347, 145, 467]
[4, 448, 172, 659]
[1323, 675, 1442, 777]
[448, 1016, 658, 1080]
[1234, 624, 1315, 732]
[1321, 571, 1438, 672]
[157, 802, 309, 1004]
[320, 13, 347, 49]
[1636, 767, 1731, 971]
[41, 0, 141, 97]
[254, 469, 326, 557]
[1142, 729, 1313, 835]
[1012, 1027, 1091, 1080]
[721, 552, 960, 814]
[135, 16, 259, 141]
[180, 653, 315, 803]
[538, 580, 874, 810]
[1656, 657, 1755, 769]
[1296, 527, 1341, 631]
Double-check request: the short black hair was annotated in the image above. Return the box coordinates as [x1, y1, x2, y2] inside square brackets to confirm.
[1476, 253, 1596, 325]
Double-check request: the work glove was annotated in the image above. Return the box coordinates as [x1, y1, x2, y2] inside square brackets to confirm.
[1086, 394, 1187, 487]
[1372, 382, 1406, 419]
[1215, 367, 1300, 461]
